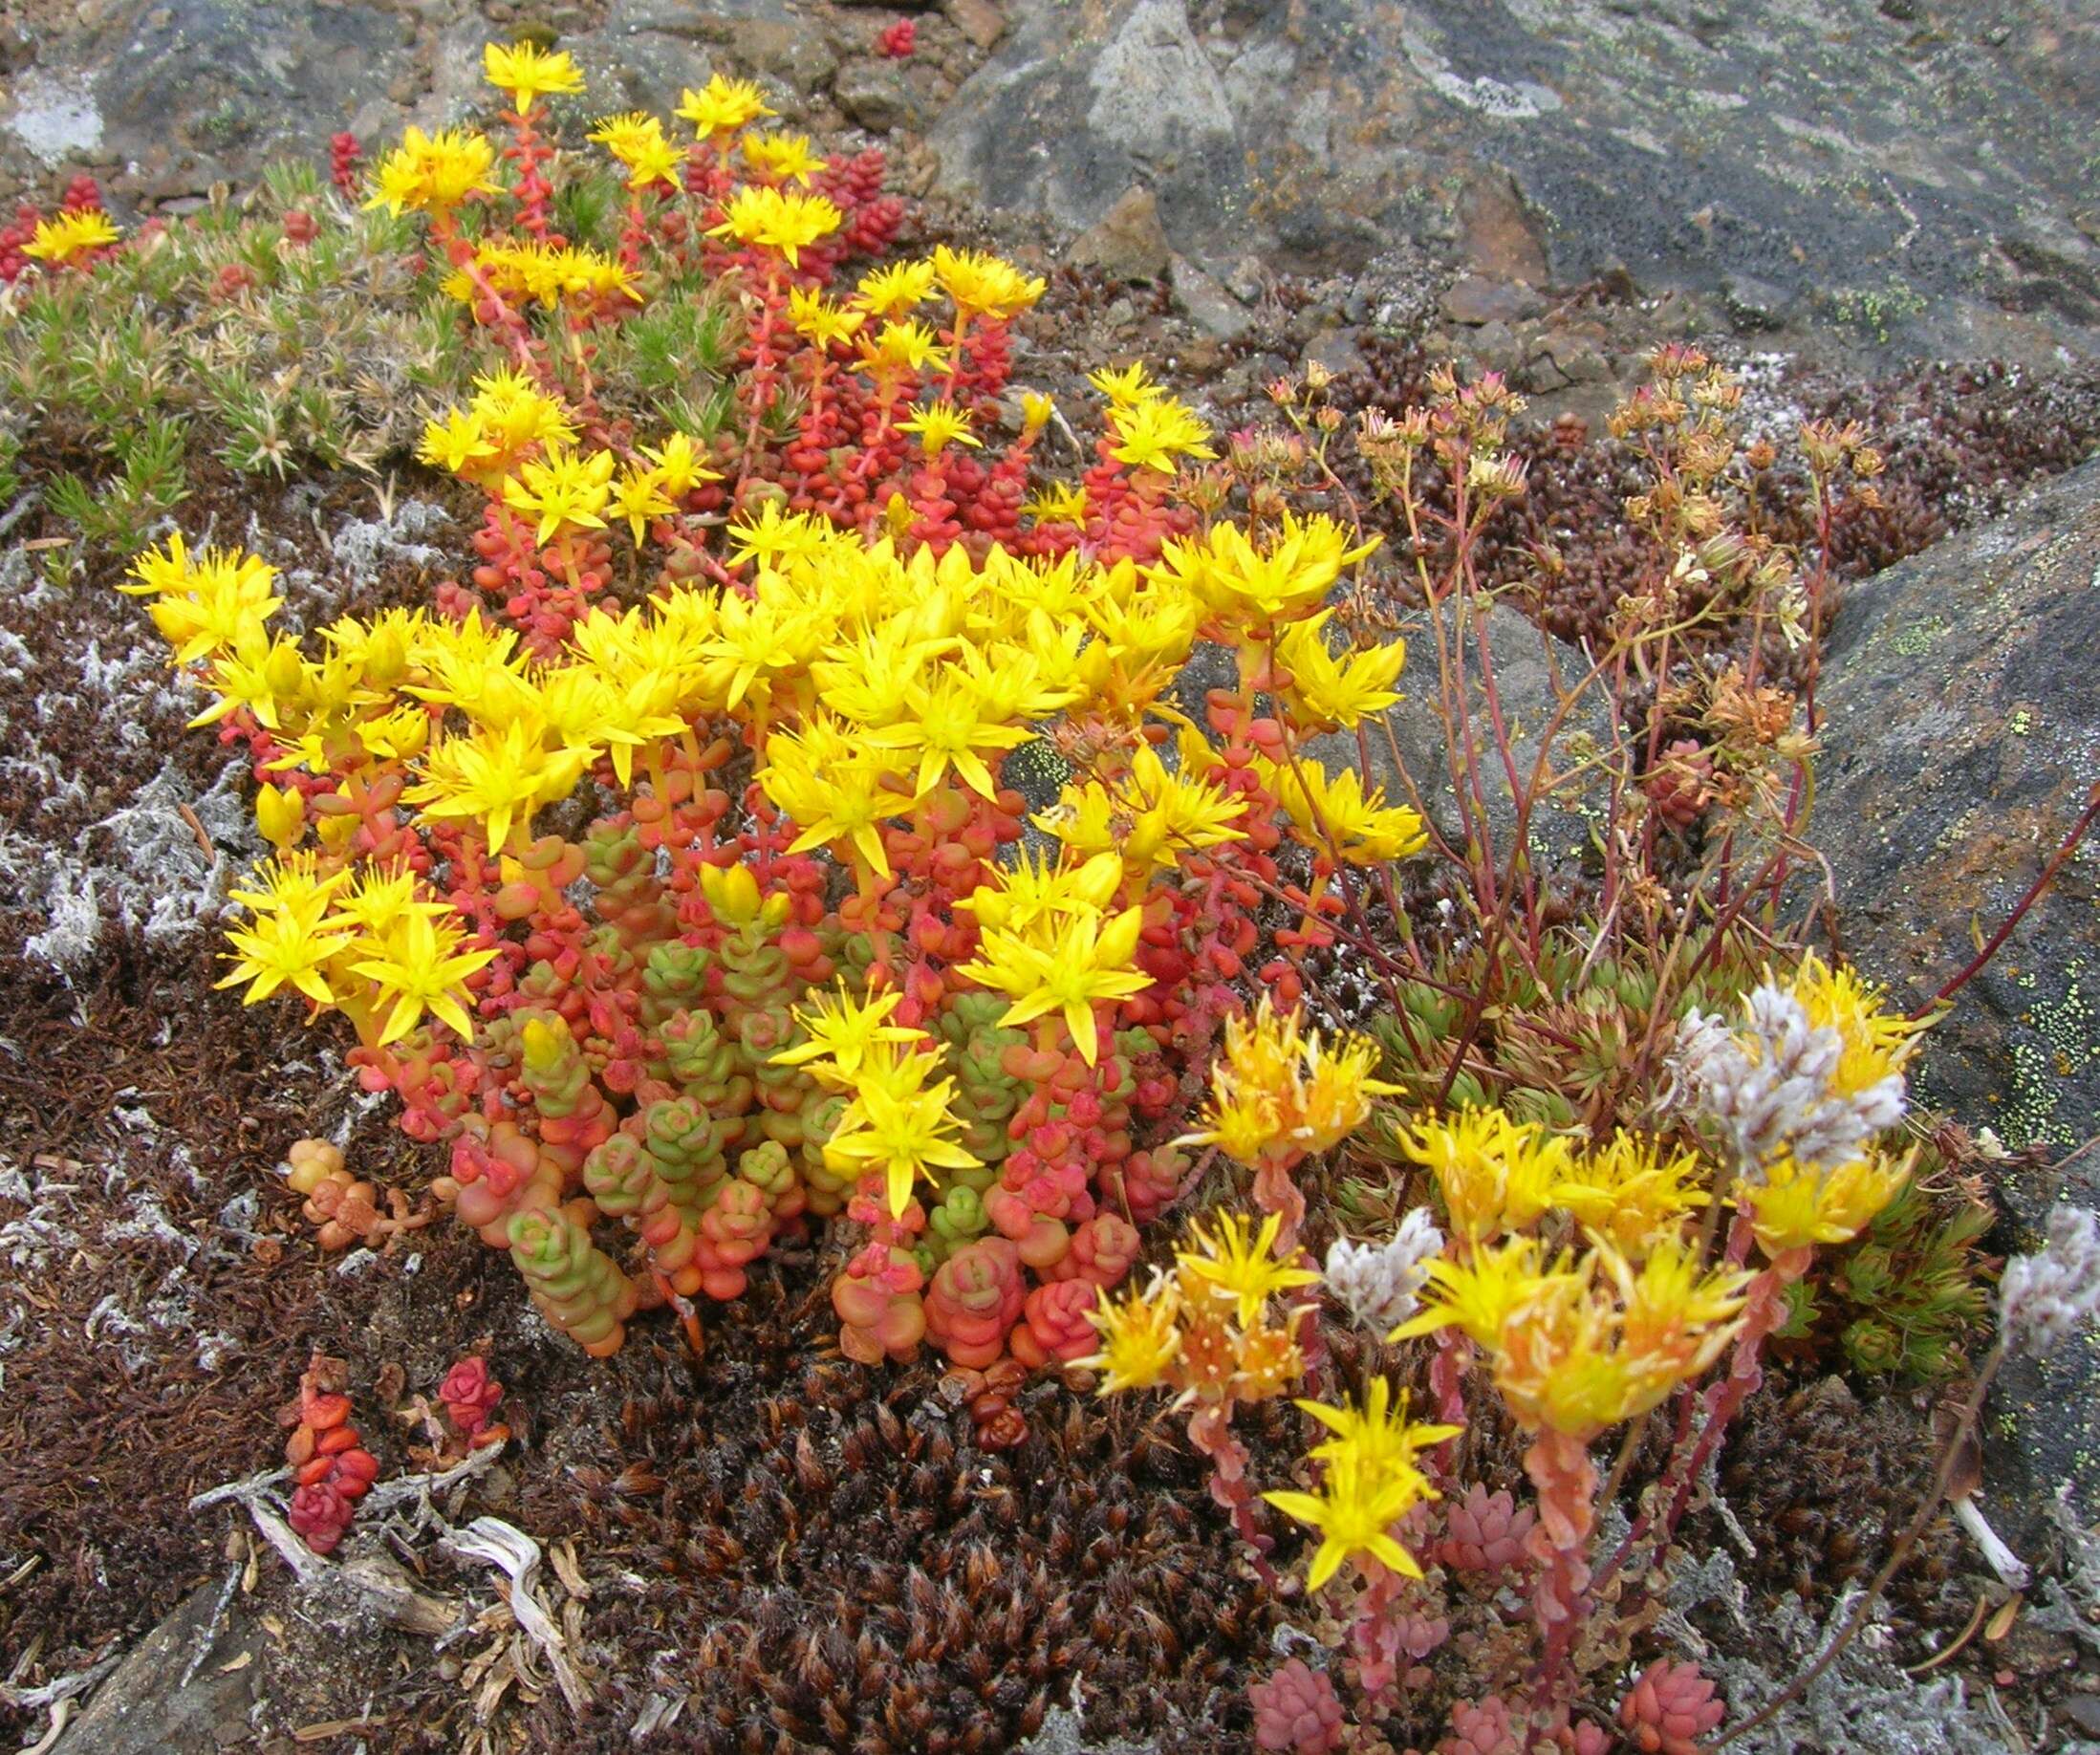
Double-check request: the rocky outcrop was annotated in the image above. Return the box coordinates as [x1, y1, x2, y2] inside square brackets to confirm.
[1814, 452, 2100, 1523]
[932, 0, 2100, 365]
[7, 0, 2100, 369]
[1818, 455, 2100, 1156]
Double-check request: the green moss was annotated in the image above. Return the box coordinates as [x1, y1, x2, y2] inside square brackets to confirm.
[1997, 958, 2095, 1149]
[1829, 280, 1930, 344]
[1887, 613, 1952, 657]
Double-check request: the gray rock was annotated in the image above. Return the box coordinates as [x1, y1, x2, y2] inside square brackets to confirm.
[1300, 325, 1368, 379]
[54, 1577, 263, 1755]
[1811, 454, 2100, 1525]
[589, 0, 834, 110]
[1170, 255, 1252, 338]
[1721, 271, 1796, 332]
[8, 0, 419, 177]
[570, 3, 724, 117]
[1309, 596, 1616, 872]
[930, 0, 2100, 365]
[834, 60, 921, 131]
[739, 19, 840, 96]
[1068, 184, 1171, 280]
[1441, 274, 1545, 326]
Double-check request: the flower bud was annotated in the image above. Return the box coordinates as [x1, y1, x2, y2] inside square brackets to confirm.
[256, 782, 305, 852]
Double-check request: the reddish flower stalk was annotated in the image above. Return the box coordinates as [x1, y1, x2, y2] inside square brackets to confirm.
[1522, 1425, 1598, 1724]
[1187, 1403, 1282, 1591]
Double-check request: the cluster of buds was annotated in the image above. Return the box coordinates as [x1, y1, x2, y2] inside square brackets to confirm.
[1617, 1659, 1725, 1755]
[1671, 952, 1922, 1266]
[437, 1355, 509, 1448]
[1323, 1206, 1442, 1333]
[1643, 737, 1716, 831]
[1180, 997, 1402, 1244]
[329, 131, 361, 198]
[284, 1355, 379, 1554]
[1248, 1658, 1345, 1754]
[284, 1138, 383, 1249]
[1433, 1483, 1536, 1579]
[2000, 1202, 2100, 1356]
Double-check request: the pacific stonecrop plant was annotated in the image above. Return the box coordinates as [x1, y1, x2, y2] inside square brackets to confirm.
[27, 36, 2067, 1752]
[97, 51, 1426, 1412]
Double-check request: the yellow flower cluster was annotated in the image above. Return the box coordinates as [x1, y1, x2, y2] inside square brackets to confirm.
[1741, 1148, 1912, 1259]
[483, 40, 584, 114]
[1401, 1110, 1707, 1255]
[1273, 608, 1407, 730]
[1106, 396, 1218, 475]
[119, 532, 283, 671]
[1180, 996, 1399, 1169]
[1396, 1234, 1749, 1439]
[219, 856, 495, 1049]
[588, 112, 682, 191]
[929, 245, 1047, 322]
[1262, 1379, 1459, 1587]
[771, 977, 981, 1218]
[440, 239, 642, 312]
[705, 185, 845, 268]
[135, 491, 1403, 921]
[1082, 1209, 1316, 1400]
[22, 207, 120, 266]
[416, 373, 715, 550]
[1153, 515, 1381, 632]
[1258, 755, 1427, 866]
[742, 130, 826, 186]
[675, 74, 775, 141]
[363, 126, 499, 218]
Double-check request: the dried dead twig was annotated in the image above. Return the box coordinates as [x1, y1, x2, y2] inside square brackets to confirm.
[439, 1518, 591, 1712]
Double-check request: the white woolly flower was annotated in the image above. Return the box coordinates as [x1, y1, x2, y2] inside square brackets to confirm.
[1324, 1207, 1443, 1333]
[1670, 983, 1905, 1174]
[2001, 1203, 2100, 1357]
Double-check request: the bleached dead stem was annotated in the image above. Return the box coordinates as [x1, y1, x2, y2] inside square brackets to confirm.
[439, 1518, 591, 1712]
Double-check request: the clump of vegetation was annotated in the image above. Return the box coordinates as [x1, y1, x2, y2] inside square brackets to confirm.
[6, 36, 2095, 1754]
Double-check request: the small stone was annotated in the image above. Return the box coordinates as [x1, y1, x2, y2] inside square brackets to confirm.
[1440, 274, 1545, 326]
[833, 61, 920, 133]
[1464, 318, 1516, 362]
[739, 22, 839, 97]
[1527, 326, 1609, 386]
[942, 0, 1006, 49]
[1459, 170, 1548, 287]
[1300, 325, 1367, 379]
[1225, 255, 1266, 302]
[1170, 255, 1251, 338]
[1068, 185, 1171, 282]
[2062, 1696, 2100, 1737]
[1721, 272, 1793, 332]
